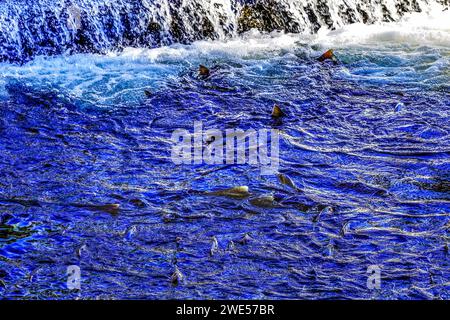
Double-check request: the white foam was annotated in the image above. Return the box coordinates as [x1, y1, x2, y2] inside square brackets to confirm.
[0, 8, 448, 104]
[315, 8, 450, 48]
[113, 8, 450, 63]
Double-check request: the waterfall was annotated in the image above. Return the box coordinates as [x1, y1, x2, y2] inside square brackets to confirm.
[0, 0, 447, 63]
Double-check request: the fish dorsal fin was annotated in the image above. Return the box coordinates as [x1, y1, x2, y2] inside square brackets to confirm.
[199, 65, 210, 77]
[318, 49, 335, 62]
[272, 105, 284, 118]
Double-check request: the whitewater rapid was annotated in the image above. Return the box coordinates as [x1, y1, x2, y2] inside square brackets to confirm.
[0, 0, 447, 63]
[0, 8, 448, 106]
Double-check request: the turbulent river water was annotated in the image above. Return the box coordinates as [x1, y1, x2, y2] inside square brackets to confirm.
[0, 3, 449, 299]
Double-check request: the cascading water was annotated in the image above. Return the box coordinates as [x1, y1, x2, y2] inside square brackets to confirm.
[0, 0, 447, 63]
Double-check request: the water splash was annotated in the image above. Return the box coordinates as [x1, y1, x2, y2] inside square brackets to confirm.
[0, 0, 447, 63]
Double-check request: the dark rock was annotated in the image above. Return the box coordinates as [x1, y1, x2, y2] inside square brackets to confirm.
[357, 5, 371, 24]
[147, 22, 161, 33]
[238, 1, 302, 34]
[317, 0, 334, 28]
[382, 4, 395, 22]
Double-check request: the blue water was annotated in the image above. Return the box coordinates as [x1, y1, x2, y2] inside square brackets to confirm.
[0, 27, 449, 299]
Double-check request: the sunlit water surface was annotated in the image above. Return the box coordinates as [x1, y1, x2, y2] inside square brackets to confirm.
[0, 11, 449, 299]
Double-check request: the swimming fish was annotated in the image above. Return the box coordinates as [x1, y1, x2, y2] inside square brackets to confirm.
[340, 221, 351, 237]
[210, 236, 219, 256]
[76, 244, 88, 258]
[199, 65, 210, 78]
[124, 225, 138, 240]
[313, 206, 334, 223]
[26, 128, 40, 135]
[249, 195, 276, 208]
[324, 242, 336, 257]
[130, 198, 147, 208]
[318, 49, 338, 64]
[278, 174, 299, 191]
[0, 213, 12, 224]
[272, 105, 285, 118]
[207, 186, 251, 199]
[82, 204, 120, 215]
[395, 103, 404, 113]
[171, 267, 184, 285]
[6, 198, 41, 207]
[203, 84, 236, 93]
[227, 240, 237, 252]
[162, 212, 177, 223]
[144, 90, 152, 98]
[237, 233, 252, 245]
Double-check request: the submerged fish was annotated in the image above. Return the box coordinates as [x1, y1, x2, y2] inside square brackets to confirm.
[171, 267, 184, 285]
[92, 204, 120, 215]
[124, 225, 138, 240]
[237, 233, 252, 245]
[6, 198, 41, 207]
[313, 206, 334, 223]
[324, 242, 336, 257]
[26, 127, 40, 135]
[227, 240, 237, 252]
[76, 244, 88, 258]
[249, 195, 276, 208]
[207, 186, 251, 199]
[162, 212, 177, 223]
[203, 84, 237, 92]
[340, 221, 351, 237]
[0, 213, 13, 224]
[210, 236, 219, 256]
[395, 102, 405, 113]
[144, 90, 152, 98]
[75, 204, 120, 215]
[278, 174, 299, 191]
[130, 198, 147, 208]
